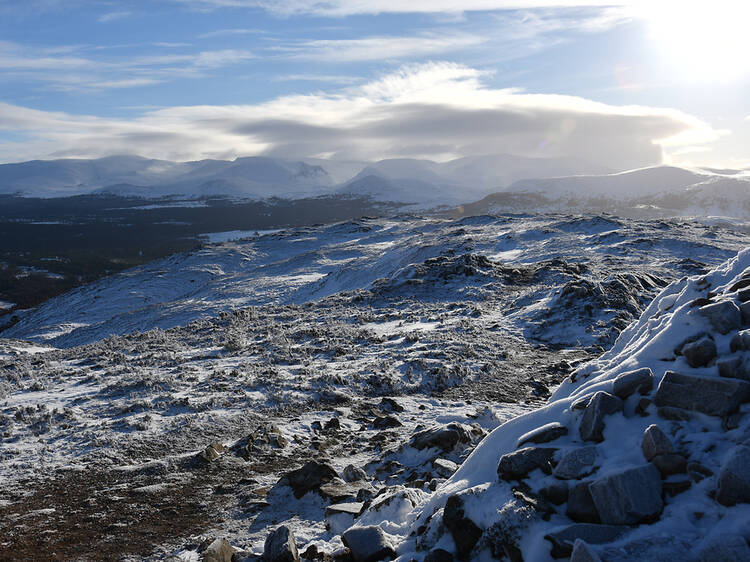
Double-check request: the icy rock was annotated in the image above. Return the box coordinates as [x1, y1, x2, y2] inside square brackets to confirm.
[699, 300, 742, 334]
[716, 445, 750, 506]
[237, 425, 288, 457]
[410, 423, 474, 452]
[432, 458, 458, 479]
[730, 330, 750, 352]
[341, 526, 396, 562]
[200, 442, 226, 462]
[554, 446, 598, 480]
[597, 536, 696, 561]
[263, 526, 299, 562]
[641, 424, 673, 461]
[343, 464, 368, 483]
[325, 502, 364, 517]
[611, 368, 653, 399]
[318, 478, 365, 502]
[566, 481, 600, 523]
[717, 354, 750, 382]
[284, 460, 337, 499]
[570, 540, 602, 562]
[201, 538, 235, 562]
[517, 422, 568, 447]
[651, 453, 687, 477]
[423, 548, 454, 562]
[697, 534, 750, 562]
[687, 461, 714, 482]
[654, 371, 750, 417]
[579, 391, 623, 442]
[372, 414, 402, 429]
[443, 492, 483, 559]
[588, 464, 663, 525]
[512, 485, 555, 519]
[497, 447, 557, 480]
[324, 417, 341, 431]
[379, 397, 405, 413]
[543, 524, 631, 559]
[682, 336, 717, 368]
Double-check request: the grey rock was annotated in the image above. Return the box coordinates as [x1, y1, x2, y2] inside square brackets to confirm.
[717, 445, 750, 506]
[571, 396, 591, 410]
[410, 423, 474, 452]
[657, 406, 694, 421]
[284, 461, 338, 499]
[432, 458, 458, 478]
[589, 464, 663, 525]
[739, 288, 750, 302]
[263, 526, 299, 562]
[570, 540, 602, 562]
[651, 453, 687, 477]
[423, 549, 454, 562]
[443, 492, 483, 560]
[717, 355, 750, 382]
[598, 536, 695, 562]
[544, 524, 631, 559]
[325, 502, 364, 517]
[517, 422, 568, 447]
[553, 446, 597, 480]
[654, 371, 750, 417]
[343, 464, 368, 483]
[497, 447, 557, 480]
[341, 526, 396, 562]
[539, 481, 569, 505]
[641, 424, 673, 461]
[697, 534, 750, 562]
[730, 329, 750, 352]
[566, 481, 599, 524]
[202, 539, 236, 562]
[663, 479, 692, 496]
[699, 300, 742, 334]
[687, 461, 714, 482]
[682, 336, 717, 368]
[512, 485, 555, 519]
[612, 368, 654, 399]
[318, 477, 366, 503]
[579, 391, 623, 442]
[379, 397, 405, 413]
[741, 301, 750, 325]
[372, 414, 402, 429]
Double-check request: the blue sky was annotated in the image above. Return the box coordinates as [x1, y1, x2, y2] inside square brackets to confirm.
[0, 0, 748, 169]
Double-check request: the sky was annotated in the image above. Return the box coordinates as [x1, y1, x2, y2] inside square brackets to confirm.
[0, 0, 748, 170]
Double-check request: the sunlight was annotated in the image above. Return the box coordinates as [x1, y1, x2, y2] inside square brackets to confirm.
[641, 0, 750, 82]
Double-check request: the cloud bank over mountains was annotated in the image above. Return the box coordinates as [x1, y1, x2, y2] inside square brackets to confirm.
[0, 62, 719, 170]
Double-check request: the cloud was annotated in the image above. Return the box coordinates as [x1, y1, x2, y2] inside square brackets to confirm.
[197, 28, 266, 38]
[98, 10, 132, 22]
[0, 62, 720, 170]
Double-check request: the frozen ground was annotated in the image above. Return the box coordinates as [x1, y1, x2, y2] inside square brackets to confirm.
[0, 213, 749, 560]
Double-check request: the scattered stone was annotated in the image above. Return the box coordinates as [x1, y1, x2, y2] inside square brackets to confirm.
[687, 461, 714, 482]
[641, 424, 673, 461]
[717, 355, 750, 381]
[544, 524, 631, 559]
[318, 478, 364, 503]
[201, 442, 226, 462]
[443, 493, 483, 559]
[635, 398, 651, 416]
[379, 397, 405, 413]
[410, 423, 473, 452]
[284, 461, 338, 499]
[579, 391, 623, 442]
[553, 446, 597, 480]
[497, 447, 557, 480]
[612, 368, 654, 399]
[517, 422, 568, 447]
[239, 425, 289, 457]
[423, 549, 454, 562]
[342, 465, 368, 483]
[372, 415, 402, 429]
[432, 458, 458, 479]
[716, 445, 750, 506]
[699, 300, 742, 334]
[324, 418, 341, 431]
[566, 482, 600, 524]
[651, 453, 687, 477]
[654, 371, 750, 417]
[202, 538, 236, 562]
[697, 534, 750, 562]
[730, 330, 750, 352]
[539, 481, 569, 505]
[589, 464, 663, 525]
[512, 485, 555, 520]
[682, 337, 717, 368]
[341, 526, 396, 562]
[264, 526, 299, 562]
[570, 540, 602, 562]
[663, 479, 692, 496]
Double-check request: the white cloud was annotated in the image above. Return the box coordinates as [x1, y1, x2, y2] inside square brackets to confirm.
[0, 62, 720, 169]
[98, 10, 132, 22]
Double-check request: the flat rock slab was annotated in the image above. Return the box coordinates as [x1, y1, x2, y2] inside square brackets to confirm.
[325, 502, 364, 517]
[342, 526, 396, 562]
[589, 464, 663, 525]
[544, 523, 632, 559]
[554, 446, 598, 480]
[579, 391, 623, 442]
[717, 445, 750, 506]
[654, 371, 750, 417]
[517, 422, 568, 447]
[612, 368, 653, 399]
[497, 447, 557, 480]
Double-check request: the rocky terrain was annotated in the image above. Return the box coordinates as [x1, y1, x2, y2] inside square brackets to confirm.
[1, 213, 749, 561]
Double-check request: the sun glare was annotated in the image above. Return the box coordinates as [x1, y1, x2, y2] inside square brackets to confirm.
[641, 0, 750, 82]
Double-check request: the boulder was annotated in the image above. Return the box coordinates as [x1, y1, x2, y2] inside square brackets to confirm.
[202, 538, 235, 562]
[588, 464, 663, 525]
[517, 422, 568, 447]
[730, 330, 750, 352]
[497, 447, 557, 481]
[410, 423, 473, 452]
[654, 371, 750, 417]
[697, 534, 750, 562]
[553, 446, 597, 480]
[539, 481, 569, 505]
[379, 397, 405, 413]
[579, 391, 623, 442]
[718, 354, 750, 382]
[318, 478, 365, 503]
[570, 540, 602, 562]
[682, 337, 717, 368]
[597, 536, 695, 561]
[443, 493, 483, 559]
[372, 415, 402, 429]
[566, 481, 600, 524]
[284, 461, 338, 499]
[716, 445, 750, 506]
[263, 526, 299, 562]
[341, 526, 396, 562]
[512, 486, 555, 520]
[201, 442, 226, 462]
[741, 301, 750, 325]
[343, 464, 368, 483]
[432, 458, 458, 479]
[699, 300, 742, 334]
[641, 425, 673, 461]
[611, 368, 654, 399]
[326, 502, 364, 535]
[651, 453, 687, 477]
[423, 549, 454, 562]
[544, 524, 631, 559]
